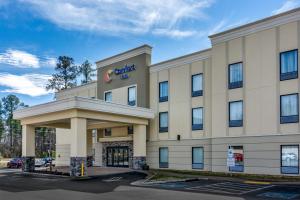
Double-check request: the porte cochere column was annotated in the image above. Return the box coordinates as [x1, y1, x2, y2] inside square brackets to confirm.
[133, 124, 147, 170]
[70, 117, 87, 176]
[22, 124, 35, 172]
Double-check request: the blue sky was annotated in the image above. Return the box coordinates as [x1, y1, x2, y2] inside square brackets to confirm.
[0, 0, 299, 106]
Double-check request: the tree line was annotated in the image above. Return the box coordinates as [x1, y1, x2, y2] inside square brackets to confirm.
[0, 56, 95, 158]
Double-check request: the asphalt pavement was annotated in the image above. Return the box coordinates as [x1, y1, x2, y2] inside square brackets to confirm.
[0, 168, 299, 200]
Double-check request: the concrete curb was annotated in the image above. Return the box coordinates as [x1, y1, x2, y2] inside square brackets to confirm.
[131, 173, 300, 186]
[18, 172, 70, 178]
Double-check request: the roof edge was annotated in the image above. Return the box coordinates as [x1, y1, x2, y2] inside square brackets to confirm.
[96, 44, 152, 68]
[209, 7, 300, 45]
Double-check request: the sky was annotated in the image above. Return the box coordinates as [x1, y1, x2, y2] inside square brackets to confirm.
[0, 0, 299, 106]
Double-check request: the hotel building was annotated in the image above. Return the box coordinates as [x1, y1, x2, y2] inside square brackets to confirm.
[14, 8, 300, 176]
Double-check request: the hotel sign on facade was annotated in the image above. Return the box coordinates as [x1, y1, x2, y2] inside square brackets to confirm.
[104, 64, 136, 83]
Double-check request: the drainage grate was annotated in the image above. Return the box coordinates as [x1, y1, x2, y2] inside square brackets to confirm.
[187, 182, 273, 195]
[258, 192, 300, 199]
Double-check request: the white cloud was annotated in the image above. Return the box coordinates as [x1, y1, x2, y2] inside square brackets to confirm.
[152, 28, 200, 38]
[0, 49, 40, 68]
[0, 49, 56, 68]
[19, 0, 214, 38]
[272, 0, 300, 15]
[42, 57, 57, 68]
[0, 73, 53, 96]
[208, 18, 249, 35]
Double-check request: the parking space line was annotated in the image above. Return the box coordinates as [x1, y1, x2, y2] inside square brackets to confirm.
[186, 182, 274, 195]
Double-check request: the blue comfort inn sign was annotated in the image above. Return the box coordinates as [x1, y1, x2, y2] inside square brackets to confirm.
[114, 64, 136, 80]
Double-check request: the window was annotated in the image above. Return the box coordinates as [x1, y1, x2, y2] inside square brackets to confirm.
[192, 107, 203, 130]
[159, 147, 168, 168]
[104, 91, 112, 102]
[228, 62, 243, 89]
[192, 147, 204, 169]
[228, 146, 244, 172]
[128, 86, 136, 106]
[229, 101, 243, 127]
[280, 49, 298, 81]
[192, 74, 203, 97]
[104, 128, 112, 137]
[159, 81, 168, 102]
[280, 94, 299, 124]
[128, 125, 134, 135]
[281, 145, 299, 174]
[159, 112, 168, 132]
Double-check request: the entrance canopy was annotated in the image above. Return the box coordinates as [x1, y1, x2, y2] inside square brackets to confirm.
[14, 96, 155, 128]
[14, 96, 155, 176]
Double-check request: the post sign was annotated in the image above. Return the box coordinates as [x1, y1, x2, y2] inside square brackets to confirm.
[104, 64, 136, 83]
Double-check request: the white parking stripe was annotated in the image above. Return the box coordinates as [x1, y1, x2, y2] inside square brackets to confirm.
[187, 182, 274, 195]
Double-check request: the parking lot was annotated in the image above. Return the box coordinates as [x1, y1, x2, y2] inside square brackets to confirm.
[140, 179, 300, 200]
[0, 168, 299, 200]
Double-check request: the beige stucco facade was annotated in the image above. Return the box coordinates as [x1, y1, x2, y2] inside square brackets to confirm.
[14, 8, 300, 176]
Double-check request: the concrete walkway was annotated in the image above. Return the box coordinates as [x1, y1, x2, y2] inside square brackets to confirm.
[50, 166, 134, 176]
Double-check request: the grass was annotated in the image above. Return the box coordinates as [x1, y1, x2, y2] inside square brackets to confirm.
[149, 169, 300, 182]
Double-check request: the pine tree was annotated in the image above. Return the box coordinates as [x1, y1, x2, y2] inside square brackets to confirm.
[78, 60, 95, 84]
[46, 56, 78, 91]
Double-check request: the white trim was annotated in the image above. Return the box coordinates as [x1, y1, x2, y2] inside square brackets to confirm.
[14, 96, 155, 120]
[96, 45, 152, 68]
[210, 8, 300, 45]
[149, 49, 211, 73]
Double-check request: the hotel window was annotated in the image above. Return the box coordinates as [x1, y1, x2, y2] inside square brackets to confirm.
[192, 147, 204, 169]
[128, 86, 136, 106]
[104, 128, 112, 137]
[104, 91, 112, 102]
[281, 145, 299, 174]
[228, 62, 243, 89]
[128, 125, 134, 135]
[192, 74, 203, 97]
[159, 81, 168, 102]
[192, 107, 203, 130]
[159, 147, 169, 168]
[159, 112, 168, 133]
[228, 146, 244, 172]
[229, 101, 243, 127]
[280, 49, 298, 81]
[280, 94, 299, 124]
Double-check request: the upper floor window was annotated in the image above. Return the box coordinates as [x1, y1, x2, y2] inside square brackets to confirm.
[104, 91, 112, 102]
[128, 86, 136, 106]
[229, 62, 243, 89]
[104, 128, 112, 137]
[159, 81, 168, 102]
[159, 112, 168, 133]
[192, 74, 203, 97]
[192, 107, 203, 130]
[280, 49, 298, 81]
[229, 101, 243, 127]
[280, 94, 299, 124]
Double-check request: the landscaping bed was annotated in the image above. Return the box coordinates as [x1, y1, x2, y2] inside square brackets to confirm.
[149, 169, 300, 183]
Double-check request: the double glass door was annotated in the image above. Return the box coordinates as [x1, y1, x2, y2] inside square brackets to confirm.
[107, 147, 129, 167]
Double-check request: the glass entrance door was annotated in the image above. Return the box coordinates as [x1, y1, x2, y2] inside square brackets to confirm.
[106, 146, 129, 167]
